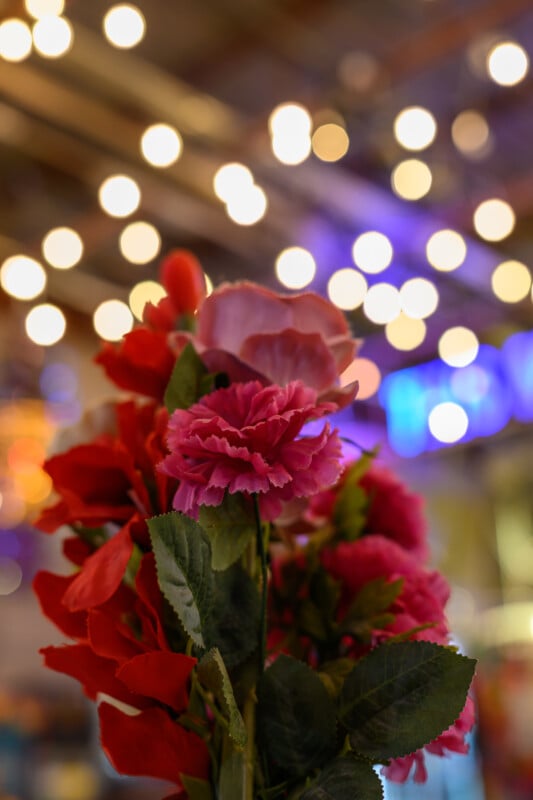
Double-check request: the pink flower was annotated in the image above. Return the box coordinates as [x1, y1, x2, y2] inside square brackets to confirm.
[160, 380, 343, 521]
[192, 282, 359, 408]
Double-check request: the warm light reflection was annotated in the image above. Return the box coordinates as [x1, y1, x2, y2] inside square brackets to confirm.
[473, 198, 515, 242]
[7, 438, 45, 473]
[426, 229, 466, 272]
[312, 124, 349, 162]
[327, 268, 367, 310]
[393, 106, 437, 151]
[275, 247, 316, 289]
[32, 14, 73, 58]
[119, 221, 161, 264]
[103, 4, 146, 49]
[93, 299, 134, 341]
[491, 260, 531, 302]
[226, 185, 268, 225]
[451, 110, 491, 158]
[129, 280, 166, 320]
[1, 256, 47, 300]
[98, 175, 141, 218]
[429, 402, 469, 443]
[0, 19, 33, 62]
[487, 41, 529, 86]
[25, 304, 66, 346]
[141, 124, 182, 168]
[42, 227, 83, 270]
[25, 0, 65, 18]
[339, 357, 381, 400]
[269, 103, 312, 165]
[385, 313, 426, 351]
[15, 469, 52, 504]
[352, 231, 393, 273]
[438, 326, 479, 367]
[271, 134, 312, 166]
[391, 159, 432, 200]
[400, 277, 439, 319]
[363, 283, 401, 324]
[213, 163, 254, 202]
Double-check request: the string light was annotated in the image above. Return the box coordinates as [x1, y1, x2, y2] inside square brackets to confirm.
[25, 0, 65, 18]
[393, 106, 437, 151]
[141, 124, 183, 168]
[103, 4, 146, 49]
[491, 260, 531, 302]
[399, 278, 439, 318]
[0, 19, 32, 62]
[98, 175, 141, 218]
[473, 198, 515, 242]
[426, 229, 467, 271]
[1, 256, 47, 300]
[225, 185, 268, 226]
[275, 247, 316, 289]
[487, 41, 529, 87]
[438, 327, 479, 367]
[42, 227, 83, 269]
[429, 402, 469, 443]
[352, 231, 393, 273]
[451, 110, 491, 158]
[269, 103, 312, 165]
[391, 159, 432, 200]
[312, 124, 350, 162]
[213, 163, 254, 202]
[327, 268, 367, 310]
[32, 15, 73, 58]
[0, 558, 23, 596]
[93, 299, 133, 341]
[385, 313, 426, 351]
[119, 221, 161, 264]
[363, 283, 401, 324]
[25, 304, 66, 346]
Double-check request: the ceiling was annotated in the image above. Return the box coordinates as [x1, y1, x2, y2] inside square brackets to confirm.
[1, 0, 533, 417]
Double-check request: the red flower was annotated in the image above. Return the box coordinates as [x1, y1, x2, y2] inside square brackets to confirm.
[144, 249, 207, 332]
[160, 380, 343, 521]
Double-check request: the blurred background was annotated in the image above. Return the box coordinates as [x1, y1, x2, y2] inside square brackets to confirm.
[1, 0, 533, 797]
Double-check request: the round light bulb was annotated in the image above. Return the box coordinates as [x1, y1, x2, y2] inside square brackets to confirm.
[385, 313, 426, 351]
[140, 124, 182, 168]
[429, 402, 469, 444]
[438, 326, 479, 367]
[473, 198, 515, 242]
[32, 15, 73, 58]
[352, 231, 393, 274]
[271, 133, 312, 166]
[225, 185, 268, 226]
[426, 229, 467, 271]
[393, 106, 437, 151]
[487, 41, 529, 87]
[451, 110, 491, 157]
[363, 283, 401, 324]
[0, 19, 33, 62]
[327, 268, 367, 310]
[491, 260, 531, 303]
[391, 159, 432, 200]
[213, 163, 254, 203]
[312, 124, 350, 162]
[1, 256, 47, 300]
[339, 357, 381, 400]
[98, 174, 141, 218]
[400, 277, 439, 319]
[275, 247, 316, 290]
[0, 558, 23, 596]
[25, 0, 65, 18]
[119, 221, 161, 264]
[93, 299, 133, 341]
[129, 280, 166, 321]
[25, 303, 66, 346]
[42, 227, 83, 269]
[103, 4, 146, 49]
[269, 103, 312, 137]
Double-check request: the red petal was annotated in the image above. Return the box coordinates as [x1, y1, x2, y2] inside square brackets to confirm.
[135, 553, 169, 650]
[63, 537, 92, 566]
[88, 609, 141, 663]
[99, 703, 210, 784]
[160, 250, 206, 315]
[33, 571, 87, 639]
[63, 524, 134, 612]
[117, 652, 196, 711]
[95, 329, 175, 400]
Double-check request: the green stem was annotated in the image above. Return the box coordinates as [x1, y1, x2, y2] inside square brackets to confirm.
[253, 495, 268, 674]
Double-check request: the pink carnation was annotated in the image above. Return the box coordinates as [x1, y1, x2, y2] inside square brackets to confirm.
[160, 380, 343, 521]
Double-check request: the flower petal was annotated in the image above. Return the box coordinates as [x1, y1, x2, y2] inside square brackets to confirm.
[117, 652, 196, 712]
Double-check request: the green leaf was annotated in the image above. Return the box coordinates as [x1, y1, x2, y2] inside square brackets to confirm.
[300, 756, 384, 800]
[199, 494, 255, 571]
[338, 578, 403, 642]
[333, 455, 375, 541]
[147, 512, 213, 648]
[338, 641, 476, 761]
[164, 342, 209, 413]
[180, 775, 214, 800]
[197, 648, 247, 748]
[257, 655, 337, 782]
[208, 564, 260, 669]
[318, 659, 357, 700]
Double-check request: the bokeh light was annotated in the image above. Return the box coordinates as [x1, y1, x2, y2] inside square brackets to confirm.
[473, 198, 515, 242]
[451, 110, 491, 158]
[0, 558, 23, 596]
[385, 313, 426, 351]
[363, 283, 401, 324]
[225, 185, 268, 225]
[391, 159, 432, 200]
[269, 103, 312, 165]
[32, 14, 73, 58]
[119, 221, 161, 264]
[141, 124, 183, 168]
[327, 268, 367, 310]
[25, 0, 65, 18]
[487, 41, 529, 87]
[103, 4, 146, 49]
[1, 256, 47, 300]
[393, 106, 437, 151]
[275, 247, 316, 289]
[7, 438, 45, 473]
[339, 357, 381, 400]
[93, 299, 134, 341]
[98, 175, 141, 218]
[0, 19, 33, 62]
[129, 280, 167, 320]
[491, 260, 531, 302]
[25, 304, 66, 346]
[42, 227, 83, 270]
[438, 326, 479, 367]
[213, 163, 254, 202]
[429, 402, 469, 443]
[426, 229, 467, 272]
[352, 231, 393, 273]
[400, 277, 439, 319]
[312, 123, 350, 162]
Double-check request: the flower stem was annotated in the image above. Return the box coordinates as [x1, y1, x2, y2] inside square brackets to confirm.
[253, 495, 268, 674]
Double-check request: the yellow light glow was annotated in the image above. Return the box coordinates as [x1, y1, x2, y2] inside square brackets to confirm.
[98, 174, 141, 218]
[42, 227, 83, 270]
[0, 19, 32, 62]
[487, 41, 529, 87]
[473, 198, 515, 242]
[93, 299, 134, 341]
[393, 106, 437, 151]
[352, 231, 393, 274]
[400, 277, 439, 319]
[141, 123, 182, 168]
[129, 280, 166, 321]
[15, 468, 52, 504]
[438, 326, 479, 367]
[426, 229, 467, 271]
[32, 14, 73, 58]
[451, 110, 491, 157]
[1, 256, 47, 300]
[119, 221, 161, 264]
[103, 4, 145, 49]
[0, 558, 23, 596]
[7, 438, 45, 472]
[213, 163, 254, 203]
[339, 357, 381, 400]
[429, 402, 469, 443]
[25, 304, 66, 346]
[275, 247, 316, 290]
[25, 0, 64, 18]
[271, 133, 312, 166]
[363, 283, 401, 324]
[225, 185, 268, 226]
[391, 159, 432, 200]
[269, 103, 312, 137]
[327, 268, 367, 310]
[385, 313, 426, 351]
[491, 260, 531, 303]
[312, 124, 349, 162]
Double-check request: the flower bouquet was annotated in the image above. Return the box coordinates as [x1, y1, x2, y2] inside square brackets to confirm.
[33, 251, 476, 800]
